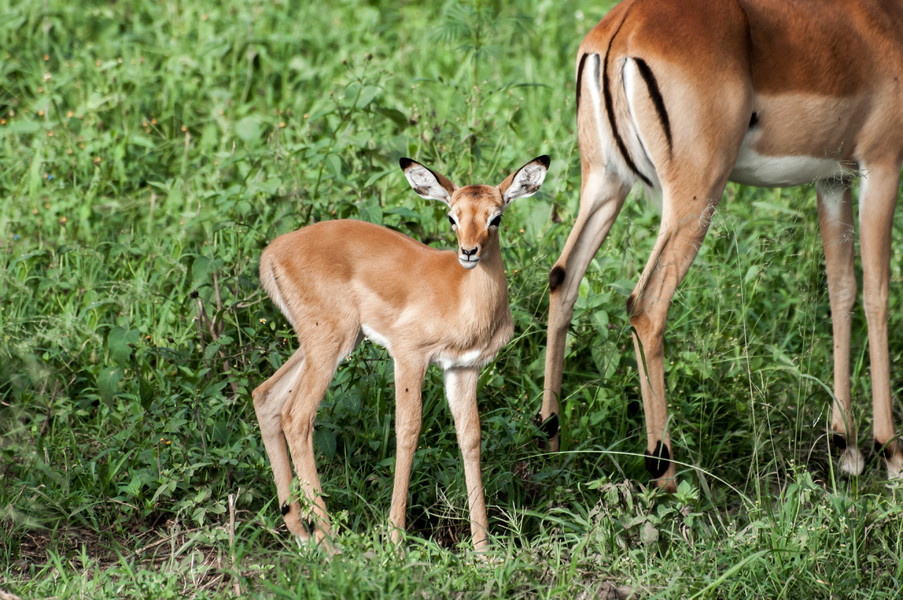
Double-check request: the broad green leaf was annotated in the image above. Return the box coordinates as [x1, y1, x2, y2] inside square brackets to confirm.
[235, 116, 263, 143]
[98, 367, 123, 404]
[108, 326, 140, 368]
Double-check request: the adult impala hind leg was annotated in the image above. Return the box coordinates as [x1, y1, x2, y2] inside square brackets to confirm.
[858, 164, 903, 479]
[627, 189, 726, 491]
[387, 358, 427, 545]
[252, 348, 309, 537]
[542, 171, 630, 450]
[620, 36, 751, 488]
[816, 180, 864, 476]
[626, 75, 752, 485]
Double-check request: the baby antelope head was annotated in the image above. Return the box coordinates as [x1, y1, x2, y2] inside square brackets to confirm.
[400, 155, 550, 269]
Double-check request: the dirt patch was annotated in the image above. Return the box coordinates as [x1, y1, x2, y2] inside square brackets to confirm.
[8, 524, 119, 574]
[5, 518, 242, 595]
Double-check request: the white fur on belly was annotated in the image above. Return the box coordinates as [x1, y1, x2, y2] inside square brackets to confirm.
[731, 132, 847, 187]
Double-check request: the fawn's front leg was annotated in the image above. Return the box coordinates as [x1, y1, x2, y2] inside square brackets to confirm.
[388, 359, 427, 544]
[444, 367, 489, 551]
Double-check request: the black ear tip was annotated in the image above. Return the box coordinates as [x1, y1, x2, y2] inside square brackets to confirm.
[399, 157, 414, 170]
[536, 155, 551, 168]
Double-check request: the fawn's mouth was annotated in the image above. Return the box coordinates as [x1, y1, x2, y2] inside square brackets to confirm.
[458, 255, 480, 269]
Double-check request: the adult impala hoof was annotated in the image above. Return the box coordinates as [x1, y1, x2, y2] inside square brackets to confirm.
[879, 442, 903, 480]
[838, 447, 865, 477]
[293, 531, 340, 557]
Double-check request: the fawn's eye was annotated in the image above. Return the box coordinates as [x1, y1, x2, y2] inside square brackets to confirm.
[447, 215, 456, 228]
[489, 214, 502, 228]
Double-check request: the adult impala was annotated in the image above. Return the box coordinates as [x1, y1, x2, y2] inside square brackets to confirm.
[254, 155, 549, 550]
[540, 0, 903, 489]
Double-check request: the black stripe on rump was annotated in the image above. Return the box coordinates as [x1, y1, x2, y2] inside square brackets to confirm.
[632, 57, 672, 156]
[601, 43, 653, 187]
[576, 52, 588, 114]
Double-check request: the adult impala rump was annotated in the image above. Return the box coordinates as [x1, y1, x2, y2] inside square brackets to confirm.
[540, 0, 903, 489]
[254, 154, 549, 550]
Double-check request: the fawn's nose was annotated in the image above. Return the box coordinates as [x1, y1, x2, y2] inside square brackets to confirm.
[461, 246, 478, 257]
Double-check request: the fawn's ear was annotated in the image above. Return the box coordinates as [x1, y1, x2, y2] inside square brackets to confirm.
[497, 155, 550, 205]
[400, 158, 458, 206]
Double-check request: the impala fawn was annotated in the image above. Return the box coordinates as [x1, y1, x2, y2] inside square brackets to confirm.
[254, 155, 550, 550]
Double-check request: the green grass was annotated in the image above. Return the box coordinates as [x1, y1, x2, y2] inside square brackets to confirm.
[2, 0, 903, 598]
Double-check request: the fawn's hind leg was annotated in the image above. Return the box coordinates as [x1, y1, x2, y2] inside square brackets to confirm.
[253, 348, 310, 537]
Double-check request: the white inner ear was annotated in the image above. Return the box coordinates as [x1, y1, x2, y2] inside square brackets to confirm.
[404, 165, 451, 204]
[504, 163, 548, 204]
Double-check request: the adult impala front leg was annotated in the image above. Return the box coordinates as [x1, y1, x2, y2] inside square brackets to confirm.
[858, 164, 903, 479]
[816, 181, 864, 476]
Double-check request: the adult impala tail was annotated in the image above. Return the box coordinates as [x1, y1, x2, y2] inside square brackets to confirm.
[541, 0, 903, 489]
[254, 154, 549, 550]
